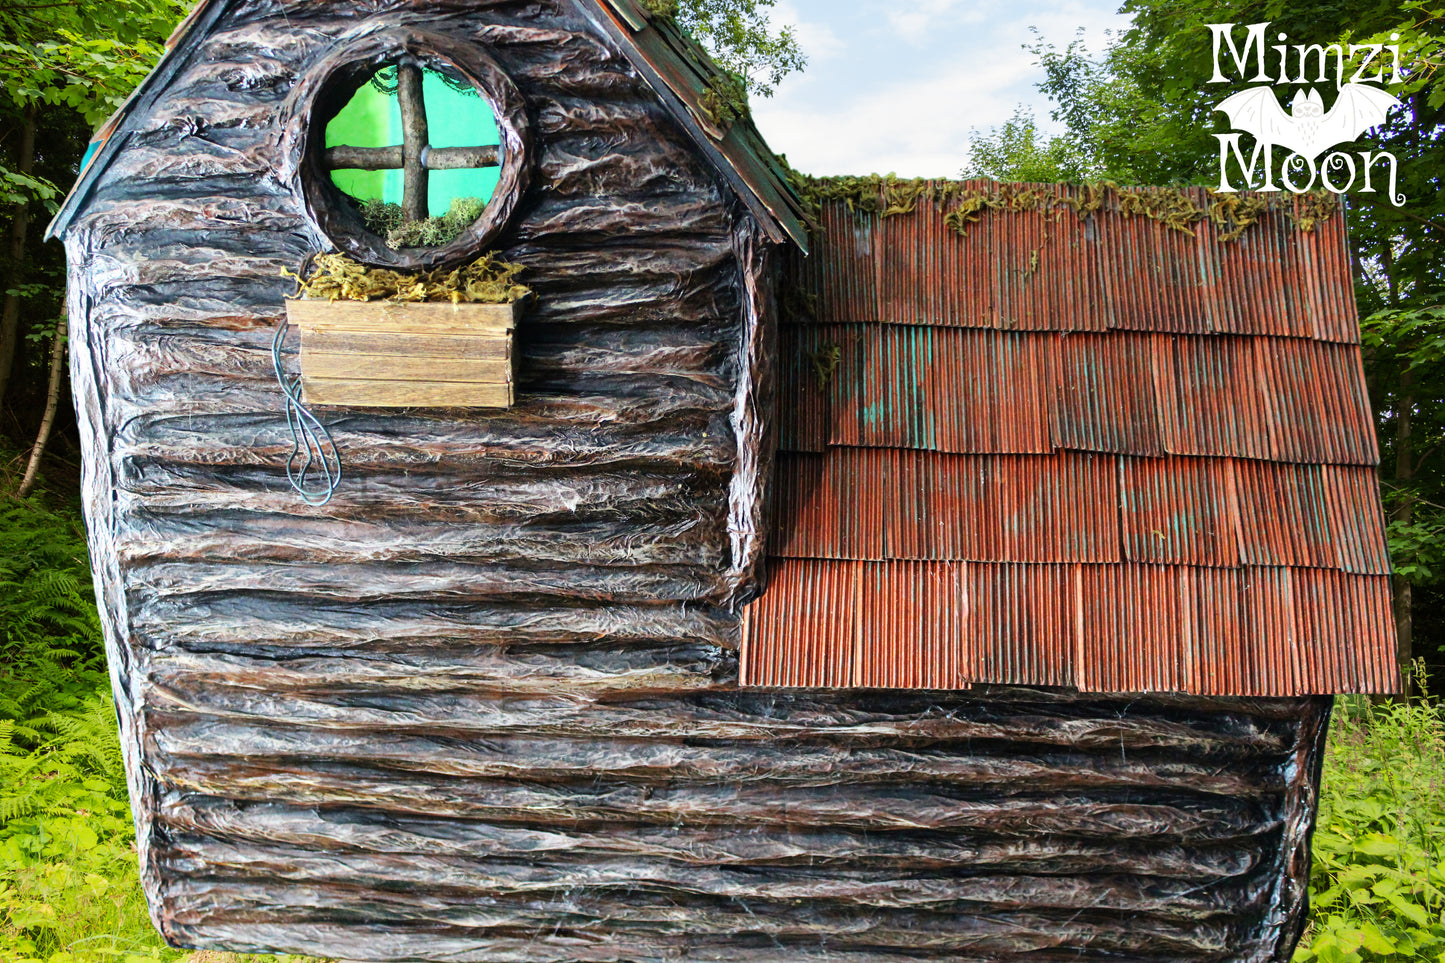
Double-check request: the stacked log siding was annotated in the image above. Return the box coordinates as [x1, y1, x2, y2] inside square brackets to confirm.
[58, 1, 1341, 960]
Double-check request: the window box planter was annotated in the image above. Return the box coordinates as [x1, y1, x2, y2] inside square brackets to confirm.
[284, 298, 516, 407]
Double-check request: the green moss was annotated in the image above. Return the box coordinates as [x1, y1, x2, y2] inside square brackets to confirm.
[287, 250, 530, 304]
[356, 198, 404, 239]
[700, 72, 750, 129]
[785, 171, 1339, 243]
[639, 0, 679, 20]
[352, 197, 490, 251]
[385, 196, 488, 249]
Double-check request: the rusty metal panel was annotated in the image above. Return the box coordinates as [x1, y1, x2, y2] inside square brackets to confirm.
[774, 446, 1386, 573]
[1077, 564, 1185, 693]
[753, 184, 1392, 696]
[776, 324, 833, 452]
[1241, 567, 1303, 696]
[777, 325, 1052, 455]
[740, 557, 857, 688]
[995, 453, 1121, 562]
[1256, 338, 1379, 465]
[1050, 333, 1166, 455]
[1292, 568, 1398, 693]
[783, 326, 1374, 465]
[879, 188, 993, 328]
[742, 560, 1399, 695]
[771, 450, 1118, 563]
[1097, 207, 1210, 335]
[1236, 462, 1390, 573]
[1119, 457, 1239, 566]
[856, 561, 969, 688]
[789, 189, 1360, 344]
[740, 558, 970, 688]
[1186, 567, 1248, 695]
[1307, 207, 1361, 343]
[1154, 334, 1273, 460]
[786, 204, 882, 326]
[967, 563, 1076, 687]
[991, 185, 1108, 332]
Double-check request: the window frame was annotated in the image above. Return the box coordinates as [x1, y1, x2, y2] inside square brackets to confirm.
[294, 27, 531, 271]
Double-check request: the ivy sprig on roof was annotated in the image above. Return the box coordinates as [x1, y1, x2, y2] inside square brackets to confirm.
[787, 172, 1341, 242]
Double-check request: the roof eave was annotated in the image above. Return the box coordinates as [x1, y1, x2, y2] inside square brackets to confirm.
[47, 0, 810, 254]
[44, 0, 233, 241]
[579, 1, 809, 253]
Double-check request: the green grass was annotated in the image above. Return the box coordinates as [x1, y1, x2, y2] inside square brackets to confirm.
[2, 494, 1444, 961]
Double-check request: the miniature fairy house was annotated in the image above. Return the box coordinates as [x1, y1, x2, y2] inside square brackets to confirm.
[48, 2, 1394, 961]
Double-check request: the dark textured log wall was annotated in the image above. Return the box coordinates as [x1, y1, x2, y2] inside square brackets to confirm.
[65, 0, 1324, 959]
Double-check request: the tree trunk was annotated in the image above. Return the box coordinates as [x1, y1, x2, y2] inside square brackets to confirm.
[16, 307, 66, 498]
[1392, 365, 1415, 698]
[0, 101, 38, 409]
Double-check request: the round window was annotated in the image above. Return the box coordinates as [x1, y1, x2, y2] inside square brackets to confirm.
[298, 29, 531, 271]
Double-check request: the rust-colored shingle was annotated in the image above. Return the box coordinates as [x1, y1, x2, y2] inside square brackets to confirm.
[746, 186, 1397, 695]
[779, 328, 1378, 464]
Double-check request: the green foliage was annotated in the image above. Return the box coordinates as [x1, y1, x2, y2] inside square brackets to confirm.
[0, 492, 182, 963]
[673, 0, 805, 98]
[1360, 305, 1445, 587]
[0, 169, 60, 213]
[961, 106, 1093, 183]
[1296, 688, 1445, 962]
[0, 2, 190, 127]
[0, 497, 103, 697]
[0, 693, 172, 963]
[1376, 2, 1445, 111]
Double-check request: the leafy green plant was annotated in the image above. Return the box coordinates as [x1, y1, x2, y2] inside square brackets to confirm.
[0, 691, 172, 963]
[1295, 682, 1445, 962]
[0, 492, 177, 963]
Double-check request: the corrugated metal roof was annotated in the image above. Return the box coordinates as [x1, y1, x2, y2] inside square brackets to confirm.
[784, 184, 1359, 341]
[746, 189, 1397, 695]
[744, 560, 1396, 695]
[779, 327, 1378, 465]
[771, 450, 1388, 575]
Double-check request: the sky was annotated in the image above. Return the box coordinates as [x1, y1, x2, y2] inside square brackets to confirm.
[750, 0, 1134, 178]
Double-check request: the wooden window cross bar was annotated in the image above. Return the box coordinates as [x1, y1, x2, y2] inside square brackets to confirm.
[322, 64, 501, 222]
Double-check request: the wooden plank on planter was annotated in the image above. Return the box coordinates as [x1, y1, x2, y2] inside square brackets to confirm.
[302, 378, 513, 408]
[285, 300, 516, 336]
[286, 299, 518, 408]
[303, 352, 511, 384]
[301, 330, 511, 361]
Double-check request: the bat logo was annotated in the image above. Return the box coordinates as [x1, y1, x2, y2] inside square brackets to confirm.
[1214, 83, 1403, 160]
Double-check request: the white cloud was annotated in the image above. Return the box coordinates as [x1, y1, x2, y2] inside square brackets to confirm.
[770, 1, 847, 63]
[751, 0, 1133, 177]
[755, 54, 1037, 176]
[881, 0, 975, 46]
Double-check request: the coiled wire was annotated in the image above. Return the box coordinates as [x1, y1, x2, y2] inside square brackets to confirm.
[272, 314, 342, 505]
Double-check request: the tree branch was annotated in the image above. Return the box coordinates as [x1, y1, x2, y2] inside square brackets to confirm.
[16, 307, 66, 499]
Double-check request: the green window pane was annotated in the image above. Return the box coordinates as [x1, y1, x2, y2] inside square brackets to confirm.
[324, 67, 502, 215]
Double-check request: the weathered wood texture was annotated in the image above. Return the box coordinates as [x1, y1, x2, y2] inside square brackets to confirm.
[288, 300, 515, 407]
[64, 1, 1322, 960]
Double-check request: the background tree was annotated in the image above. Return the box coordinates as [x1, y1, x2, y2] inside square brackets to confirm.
[0, 0, 190, 483]
[659, 0, 805, 97]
